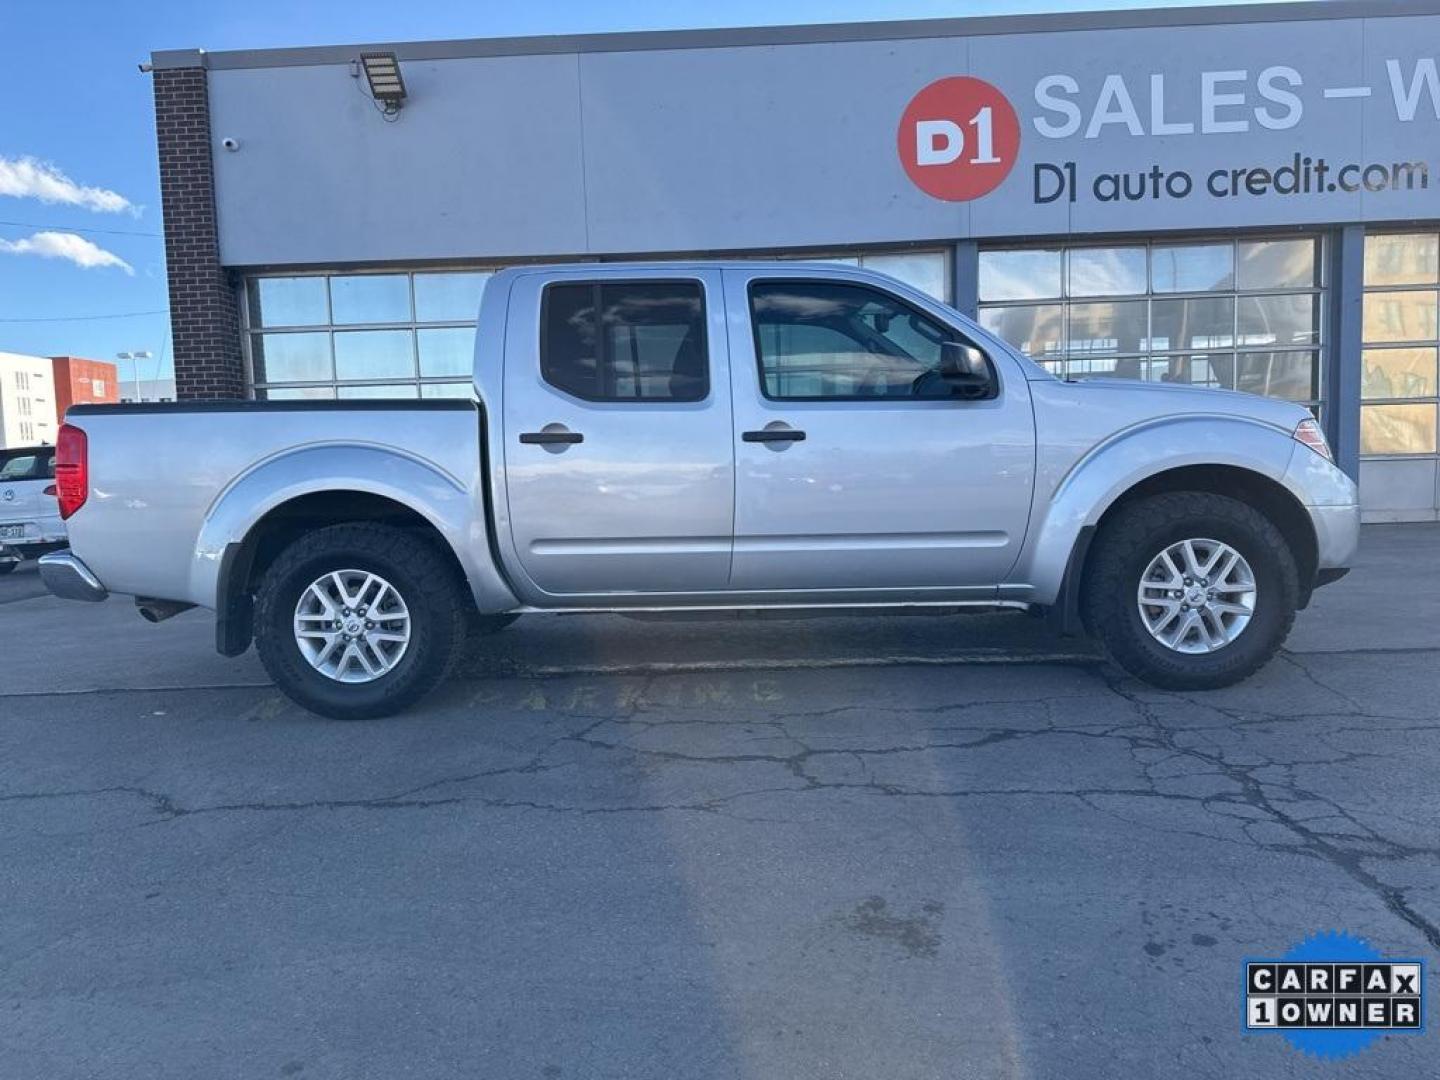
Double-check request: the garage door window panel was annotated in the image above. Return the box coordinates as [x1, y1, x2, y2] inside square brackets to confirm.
[978, 237, 1323, 407]
[1361, 232, 1440, 469]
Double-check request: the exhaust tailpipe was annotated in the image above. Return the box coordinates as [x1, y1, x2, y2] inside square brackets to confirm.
[135, 597, 196, 624]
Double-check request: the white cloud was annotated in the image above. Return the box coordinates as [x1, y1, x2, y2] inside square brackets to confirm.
[0, 230, 133, 274]
[0, 155, 137, 215]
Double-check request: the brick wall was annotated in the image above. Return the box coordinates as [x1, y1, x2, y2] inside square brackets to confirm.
[153, 67, 246, 400]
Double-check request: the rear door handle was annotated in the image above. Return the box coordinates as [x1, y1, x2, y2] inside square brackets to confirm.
[519, 429, 584, 445]
[742, 429, 806, 443]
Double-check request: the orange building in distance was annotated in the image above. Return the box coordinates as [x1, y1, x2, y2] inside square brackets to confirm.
[50, 357, 119, 421]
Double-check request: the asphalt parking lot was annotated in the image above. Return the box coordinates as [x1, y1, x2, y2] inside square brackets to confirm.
[1, 524, 1437, 1079]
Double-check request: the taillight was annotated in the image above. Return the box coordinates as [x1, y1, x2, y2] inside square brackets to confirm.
[55, 423, 88, 519]
[1293, 418, 1332, 462]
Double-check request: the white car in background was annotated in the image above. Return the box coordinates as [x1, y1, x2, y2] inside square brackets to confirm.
[0, 446, 64, 575]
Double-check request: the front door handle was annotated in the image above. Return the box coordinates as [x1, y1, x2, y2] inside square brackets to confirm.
[742, 428, 806, 443]
[519, 427, 584, 446]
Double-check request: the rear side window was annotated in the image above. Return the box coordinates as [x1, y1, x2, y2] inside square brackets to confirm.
[540, 281, 707, 402]
[0, 450, 53, 482]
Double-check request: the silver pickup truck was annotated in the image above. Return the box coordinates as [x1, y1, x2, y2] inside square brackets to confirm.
[40, 262, 1358, 718]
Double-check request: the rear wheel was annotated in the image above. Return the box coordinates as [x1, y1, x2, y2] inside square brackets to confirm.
[254, 523, 468, 719]
[1081, 492, 1299, 690]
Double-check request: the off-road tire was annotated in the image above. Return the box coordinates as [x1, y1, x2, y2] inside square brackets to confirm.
[1081, 492, 1299, 690]
[254, 523, 468, 719]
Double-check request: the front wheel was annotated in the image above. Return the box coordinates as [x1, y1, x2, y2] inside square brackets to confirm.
[1081, 492, 1299, 690]
[253, 523, 468, 719]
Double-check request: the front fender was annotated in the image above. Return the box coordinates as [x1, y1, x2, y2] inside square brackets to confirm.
[1008, 416, 1303, 605]
[189, 443, 517, 612]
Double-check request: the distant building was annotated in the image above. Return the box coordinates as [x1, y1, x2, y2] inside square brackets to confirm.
[120, 377, 177, 403]
[0, 351, 58, 448]
[51, 356, 120, 418]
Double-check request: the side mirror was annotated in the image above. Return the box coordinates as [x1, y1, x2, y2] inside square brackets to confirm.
[940, 342, 993, 392]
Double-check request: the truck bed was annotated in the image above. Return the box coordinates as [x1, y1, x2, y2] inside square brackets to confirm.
[63, 400, 484, 607]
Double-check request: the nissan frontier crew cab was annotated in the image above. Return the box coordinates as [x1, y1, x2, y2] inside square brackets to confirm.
[40, 263, 1359, 719]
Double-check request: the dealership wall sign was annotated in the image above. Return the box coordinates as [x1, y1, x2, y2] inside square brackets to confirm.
[897, 77, 1020, 201]
[201, 8, 1440, 261]
[899, 58, 1439, 205]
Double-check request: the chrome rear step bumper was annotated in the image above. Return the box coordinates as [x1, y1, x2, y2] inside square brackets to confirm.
[38, 550, 108, 602]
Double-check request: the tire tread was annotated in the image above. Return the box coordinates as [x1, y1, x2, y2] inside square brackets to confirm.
[254, 523, 467, 718]
[1082, 492, 1298, 690]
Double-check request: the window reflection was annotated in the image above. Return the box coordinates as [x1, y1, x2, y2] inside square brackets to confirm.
[334, 330, 415, 381]
[1361, 348, 1438, 401]
[977, 237, 1322, 408]
[860, 253, 948, 301]
[247, 278, 328, 328]
[978, 304, 1063, 357]
[1238, 294, 1320, 347]
[417, 327, 475, 378]
[337, 383, 421, 400]
[257, 385, 336, 401]
[252, 332, 332, 383]
[1068, 301, 1146, 354]
[1068, 247, 1146, 296]
[978, 249, 1062, 301]
[1065, 355, 1146, 380]
[420, 382, 474, 399]
[1235, 351, 1316, 401]
[1364, 233, 1439, 287]
[414, 272, 491, 322]
[1150, 296, 1234, 351]
[1360, 403, 1438, 455]
[1152, 244, 1233, 293]
[330, 275, 411, 325]
[1363, 291, 1439, 343]
[1237, 239, 1317, 290]
[1361, 235, 1440, 464]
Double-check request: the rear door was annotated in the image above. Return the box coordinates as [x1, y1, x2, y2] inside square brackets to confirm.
[724, 268, 1035, 593]
[500, 269, 735, 598]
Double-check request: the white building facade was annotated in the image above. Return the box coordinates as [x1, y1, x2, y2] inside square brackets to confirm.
[0, 352, 57, 449]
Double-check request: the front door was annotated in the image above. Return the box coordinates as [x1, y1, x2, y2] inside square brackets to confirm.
[724, 269, 1035, 593]
[501, 269, 734, 598]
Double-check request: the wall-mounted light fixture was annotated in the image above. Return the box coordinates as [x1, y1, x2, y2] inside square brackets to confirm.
[359, 52, 407, 114]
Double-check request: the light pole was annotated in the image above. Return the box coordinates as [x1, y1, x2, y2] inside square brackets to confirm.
[115, 351, 152, 401]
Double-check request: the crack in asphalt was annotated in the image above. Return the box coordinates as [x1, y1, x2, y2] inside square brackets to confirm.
[3, 644, 1436, 701]
[2, 649, 1437, 951]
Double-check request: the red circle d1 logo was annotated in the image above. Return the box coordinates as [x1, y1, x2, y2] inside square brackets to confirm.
[897, 76, 1020, 202]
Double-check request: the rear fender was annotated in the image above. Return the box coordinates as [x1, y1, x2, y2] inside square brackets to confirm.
[1011, 416, 1303, 606]
[190, 444, 518, 615]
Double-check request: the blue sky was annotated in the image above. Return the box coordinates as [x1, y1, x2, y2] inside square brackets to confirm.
[3, 0, 1286, 385]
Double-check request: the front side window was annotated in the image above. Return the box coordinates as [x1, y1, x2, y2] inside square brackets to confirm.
[540, 281, 707, 402]
[749, 281, 977, 400]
